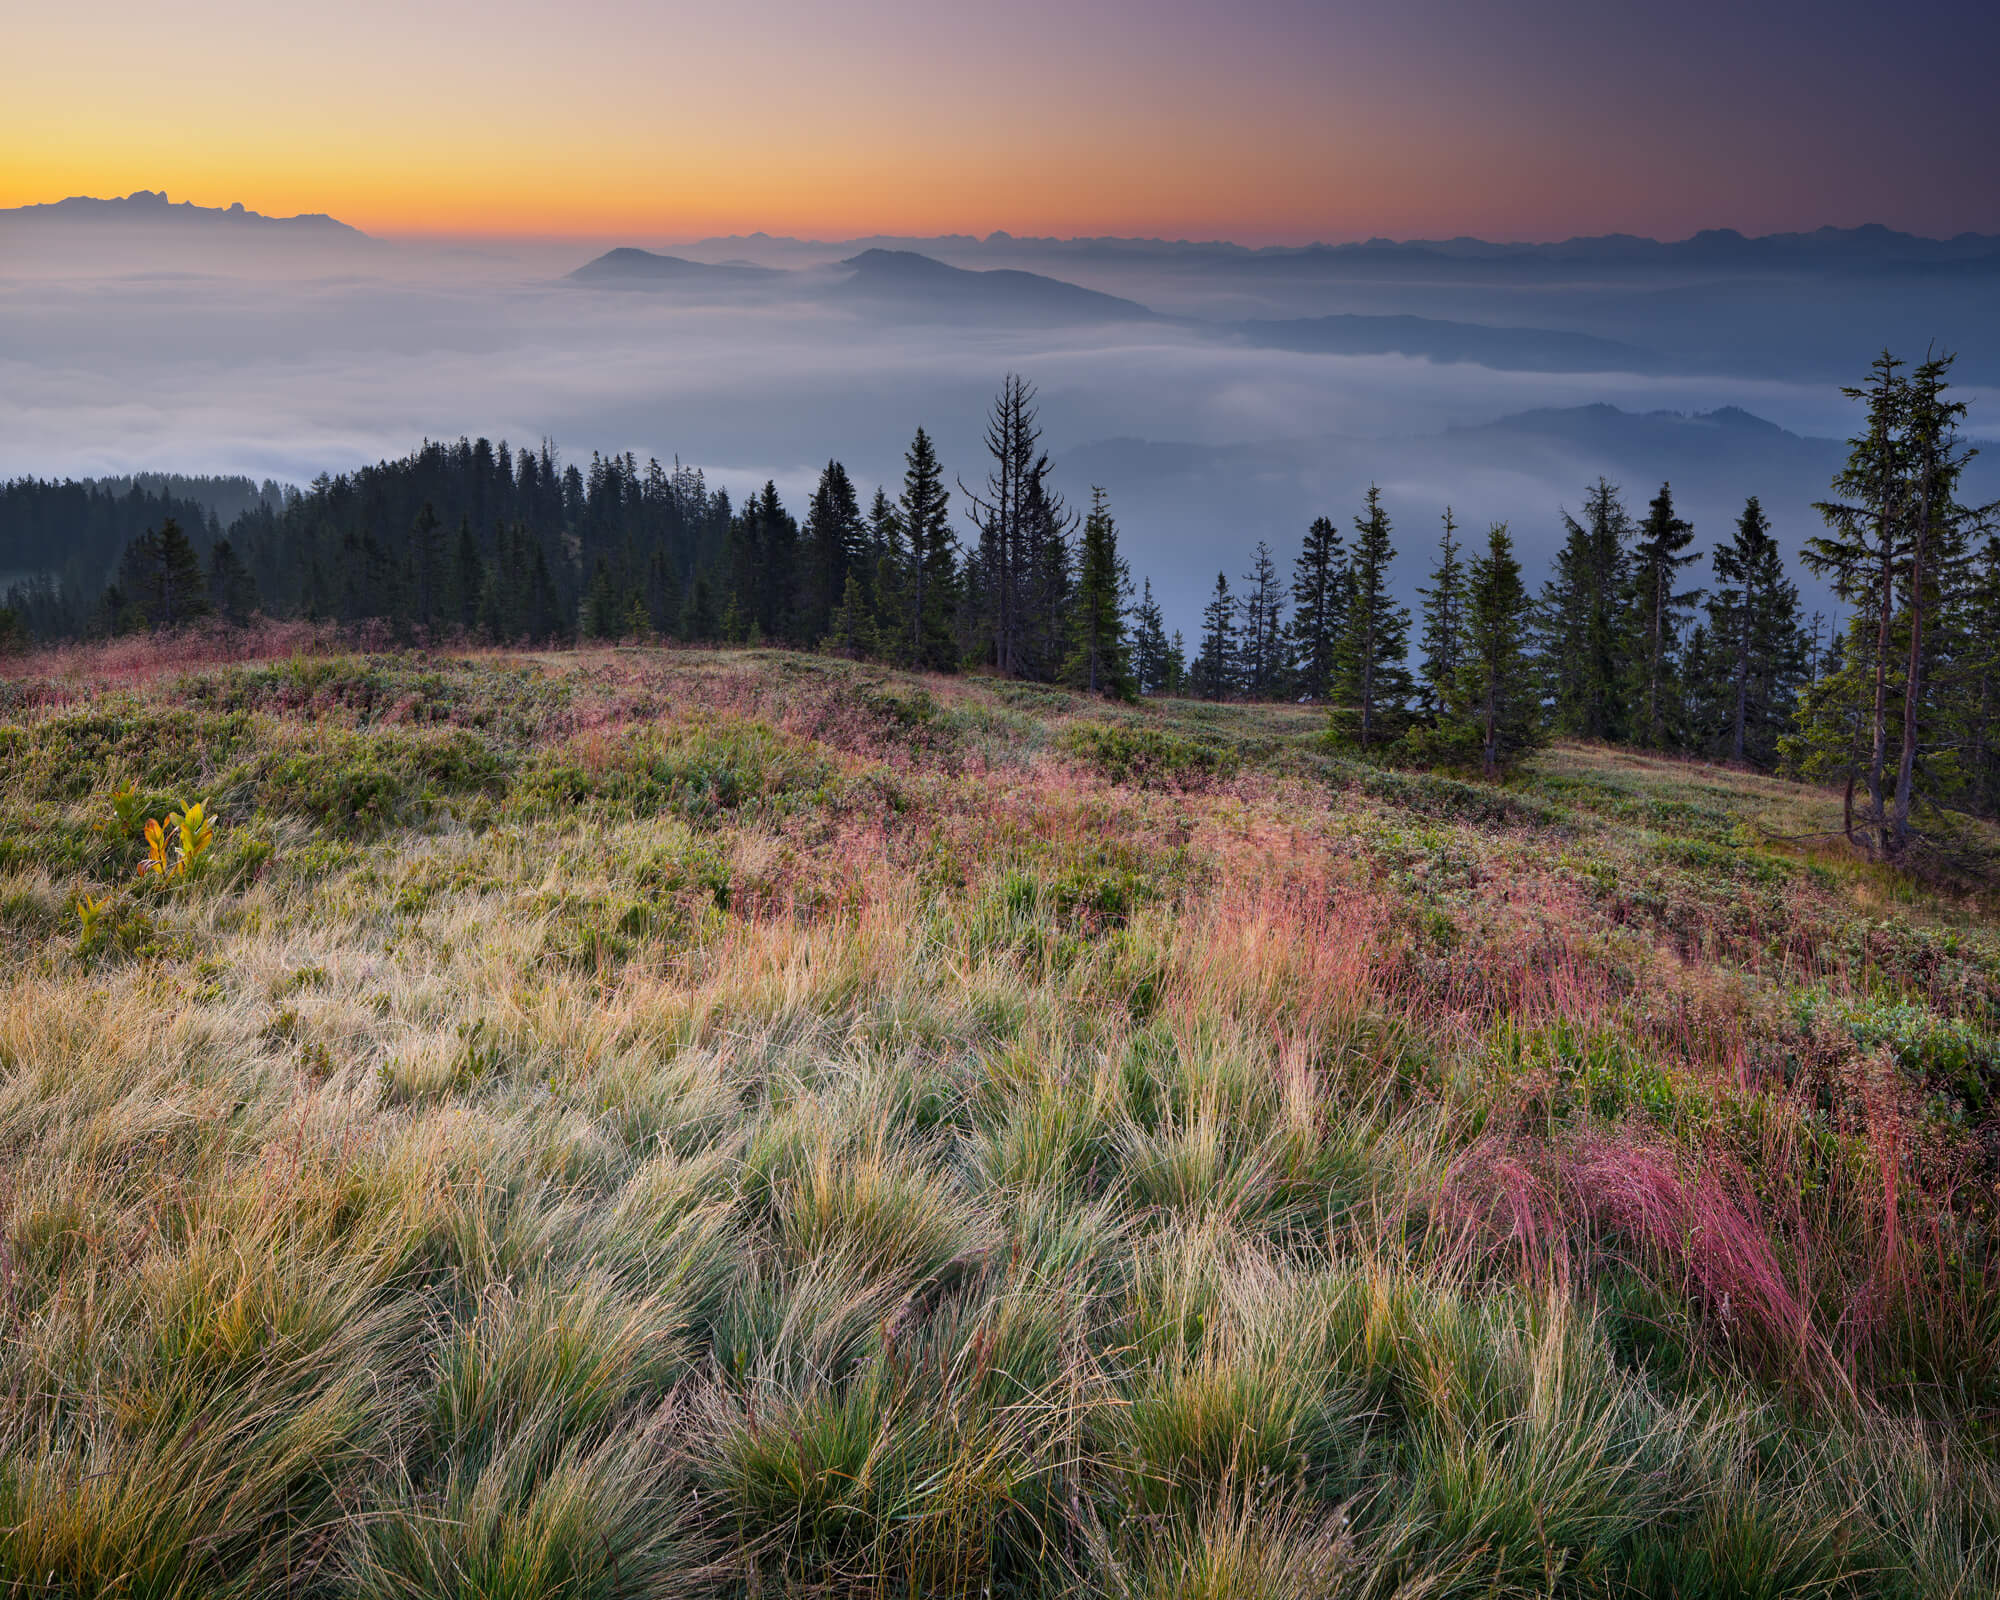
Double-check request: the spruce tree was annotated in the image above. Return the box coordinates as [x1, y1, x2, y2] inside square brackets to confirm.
[1165, 630, 1188, 697]
[899, 427, 957, 670]
[119, 518, 211, 628]
[1417, 508, 1466, 718]
[1131, 579, 1171, 695]
[824, 572, 875, 657]
[1336, 486, 1411, 748]
[206, 537, 259, 623]
[1626, 482, 1700, 747]
[1237, 540, 1286, 699]
[1195, 573, 1236, 700]
[1066, 487, 1135, 699]
[1290, 514, 1346, 701]
[1704, 495, 1804, 767]
[1798, 351, 1992, 857]
[1884, 355, 1991, 845]
[1458, 523, 1540, 776]
[963, 376, 1052, 677]
[1540, 479, 1631, 741]
[1799, 354, 1910, 854]
[753, 482, 798, 642]
[801, 461, 861, 647]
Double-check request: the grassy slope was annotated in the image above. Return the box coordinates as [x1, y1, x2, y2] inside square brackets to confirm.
[2, 642, 1999, 1598]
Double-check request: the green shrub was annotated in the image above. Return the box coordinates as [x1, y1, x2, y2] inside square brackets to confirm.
[1060, 721, 1238, 787]
[246, 727, 512, 836]
[509, 722, 831, 822]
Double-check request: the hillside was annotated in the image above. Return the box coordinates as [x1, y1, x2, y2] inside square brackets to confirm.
[566, 247, 781, 289]
[830, 248, 1158, 323]
[3, 640, 2000, 1594]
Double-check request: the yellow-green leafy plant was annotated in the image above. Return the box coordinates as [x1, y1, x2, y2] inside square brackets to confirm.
[140, 799, 215, 881]
[74, 893, 111, 944]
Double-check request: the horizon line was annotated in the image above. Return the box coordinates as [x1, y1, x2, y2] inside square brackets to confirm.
[9, 192, 2000, 253]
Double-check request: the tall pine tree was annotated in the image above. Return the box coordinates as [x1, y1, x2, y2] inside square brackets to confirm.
[1540, 479, 1631, 742]
[1797, 352, 1993, 857]
[1236, 540, 1287, 699]
[1290, 515, 1346, 701]
[1702, 495, 1804, 767]
[1417, 508, 1466, 718]
[1195, 573, 1236, 700]
[1626, 481, 1700, 747]
[1458, 523, 1540, 776]
[1131, 579, 1172, 696]
[1335, 486, 1411, 749]
[898, 427, 957, 670]
[1066, 488, 1135, 699]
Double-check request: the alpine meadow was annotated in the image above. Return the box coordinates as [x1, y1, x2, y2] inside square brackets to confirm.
[7, 0, 2000, 1593]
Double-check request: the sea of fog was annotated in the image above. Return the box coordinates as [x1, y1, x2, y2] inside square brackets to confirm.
[2, 226, 1993, 629]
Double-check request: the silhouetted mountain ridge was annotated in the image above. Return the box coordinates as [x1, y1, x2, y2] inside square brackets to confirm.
[0, 190, 366, 236]
[690, 223, 2000, 273]
[567, 247, 778, 287]
[830, 249, 1156, 323]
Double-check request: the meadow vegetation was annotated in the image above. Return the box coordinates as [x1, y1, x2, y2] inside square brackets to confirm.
[4, 638, 2000, 1597]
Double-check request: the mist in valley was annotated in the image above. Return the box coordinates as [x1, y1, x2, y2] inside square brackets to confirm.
[4, 205, 1995, 631]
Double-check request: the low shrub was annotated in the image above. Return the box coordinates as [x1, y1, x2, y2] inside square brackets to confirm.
[1060, 721, 1238, 787]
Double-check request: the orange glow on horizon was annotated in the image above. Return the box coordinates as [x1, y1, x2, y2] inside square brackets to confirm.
[5, 0, 1994, 245]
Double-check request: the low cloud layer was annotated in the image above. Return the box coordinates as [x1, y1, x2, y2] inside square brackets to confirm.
[3, 229, 1993, 630]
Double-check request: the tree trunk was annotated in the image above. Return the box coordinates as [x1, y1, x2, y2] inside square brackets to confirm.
[1889, 459, 1936, 858]
[1973, 665, 1994, 817]
[1865, 538, 1895, 860]
[1359, 606, 1374, 749]
[1731, 612, 1750, 763]
[1483, 678, 1499, 777]
[1649, 567, 1664, 746]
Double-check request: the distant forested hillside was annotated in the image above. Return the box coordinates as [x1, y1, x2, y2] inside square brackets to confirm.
[6, 356, 1997, 861]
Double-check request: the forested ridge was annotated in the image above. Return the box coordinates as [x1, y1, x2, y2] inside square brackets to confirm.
[4, 358, 1995, 854]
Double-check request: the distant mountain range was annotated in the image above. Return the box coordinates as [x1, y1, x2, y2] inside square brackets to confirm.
[0, 190, 367, 236]
[693, 222, 2000, 274]
[565, 243, 1681, 365]
[13, 198, 1995, 274]
[14, 196, 1996, 388]
[566, 243, 1159, 324]
[571, 225, 2000, 383]
[563, 244, 1707, 373]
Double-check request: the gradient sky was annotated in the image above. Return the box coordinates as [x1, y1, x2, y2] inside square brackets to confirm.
[7, 0, 1998, 241]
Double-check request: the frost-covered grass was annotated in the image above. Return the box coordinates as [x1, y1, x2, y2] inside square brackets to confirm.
[4, 640, 2000, 1597]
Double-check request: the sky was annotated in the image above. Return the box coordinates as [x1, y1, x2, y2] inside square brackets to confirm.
[7, 0, 1999, 242]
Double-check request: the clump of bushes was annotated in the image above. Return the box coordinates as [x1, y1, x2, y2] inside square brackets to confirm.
[1060, 721, 1237, 787]
[510, 721, 832, 822]
[245, 727, 513, 836]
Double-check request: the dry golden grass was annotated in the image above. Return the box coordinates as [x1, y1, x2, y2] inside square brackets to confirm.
[2, 642, 1999, 1596]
